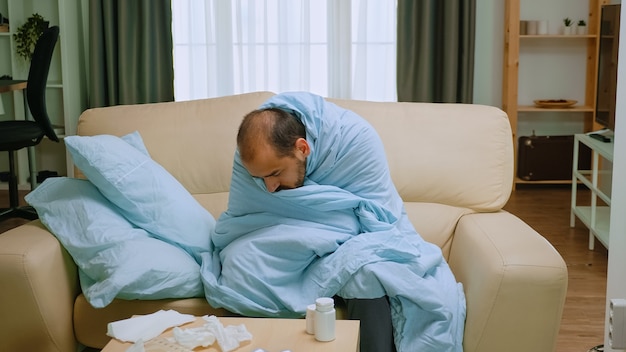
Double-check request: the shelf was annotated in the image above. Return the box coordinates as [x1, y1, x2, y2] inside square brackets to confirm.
[0, 181, 32, 191]
[576, 133, 614, 161]
[518, 105, 594, 112]
[515, 177, 573, 185]
[571, 133, 613, 251]
[572, 205, 610, 247]
[574, 169, 612, 204]
[520, 34, 596, 39]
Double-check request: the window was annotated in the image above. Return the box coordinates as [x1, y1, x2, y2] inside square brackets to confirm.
[172, 0, 396, 102]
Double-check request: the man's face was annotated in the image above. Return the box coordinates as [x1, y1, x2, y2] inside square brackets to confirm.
[242, 140, 307, 193]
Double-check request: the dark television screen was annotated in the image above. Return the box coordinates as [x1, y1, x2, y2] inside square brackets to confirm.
[595, 4, 621, 131]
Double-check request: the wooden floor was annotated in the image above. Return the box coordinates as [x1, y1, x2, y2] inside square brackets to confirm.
[0, 187, 608, 352]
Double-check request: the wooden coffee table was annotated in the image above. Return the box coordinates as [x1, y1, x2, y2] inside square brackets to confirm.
[101, 316, 360, 352]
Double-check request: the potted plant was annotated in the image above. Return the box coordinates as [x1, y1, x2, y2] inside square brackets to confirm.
[563, 17, 573, 35]
[577, 19, 587, 35]
[13, 13, 49, 61]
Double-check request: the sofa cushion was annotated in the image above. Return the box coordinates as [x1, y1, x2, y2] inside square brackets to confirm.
[25, 177, 204, 308]
[403, 202, 472, 259]
[65, 133, 215, 259]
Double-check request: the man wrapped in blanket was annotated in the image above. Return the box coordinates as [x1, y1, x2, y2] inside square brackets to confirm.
[200, 92, 466, 351]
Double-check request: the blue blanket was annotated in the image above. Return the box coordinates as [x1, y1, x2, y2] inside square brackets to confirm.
[200, 92, 466, 351]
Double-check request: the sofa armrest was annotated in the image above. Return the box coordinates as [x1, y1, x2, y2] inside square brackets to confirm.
[448, 211, 567, 352]
[0, 221, 80, 352]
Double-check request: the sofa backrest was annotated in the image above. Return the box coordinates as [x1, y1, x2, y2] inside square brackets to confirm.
[77, 92, 274, 197]
[77, 92, 513, 214]
[329, 98, 513, 211]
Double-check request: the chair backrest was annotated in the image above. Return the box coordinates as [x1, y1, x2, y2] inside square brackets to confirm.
[26, 25, 60, 142]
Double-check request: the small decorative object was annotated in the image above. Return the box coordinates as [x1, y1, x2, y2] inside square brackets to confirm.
[527, 20, 538, 35]
[305, 304, 316, 334]
[13, 13, 49, 61]
[577, 19, 587, 35]
[0, 12, 8, 32]
[520, 20, 528, 35]
[533, 99, 578, 108]
[563, 17, 573, 35]
[538, 20, 549, 35]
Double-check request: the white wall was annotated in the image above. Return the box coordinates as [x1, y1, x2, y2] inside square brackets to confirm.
[473, 0, 504, 108]
[604, 2, 626, 350]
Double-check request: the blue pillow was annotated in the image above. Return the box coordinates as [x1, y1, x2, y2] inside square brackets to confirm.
[120, 130, 150, 156]
[25, 177, 204, 308]
[64, 132, 215, 260]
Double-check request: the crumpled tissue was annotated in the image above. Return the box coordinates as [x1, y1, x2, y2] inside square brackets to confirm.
[108, 311, 252, 352]
[172, 315, 252, 351]
[107, 310, 195, 343]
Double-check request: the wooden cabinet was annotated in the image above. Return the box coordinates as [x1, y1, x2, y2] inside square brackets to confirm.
[502, 0, 608, 186]
[0, 0, 86, 188]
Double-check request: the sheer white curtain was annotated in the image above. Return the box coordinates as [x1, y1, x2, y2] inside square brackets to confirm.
[171, 0, 396, 102]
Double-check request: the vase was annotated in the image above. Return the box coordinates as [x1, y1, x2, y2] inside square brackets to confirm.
[538, 20, 548, 35]
[577, 26, 587, 35]
[527, 21, 538, 35]
[563, 26, 574, 35]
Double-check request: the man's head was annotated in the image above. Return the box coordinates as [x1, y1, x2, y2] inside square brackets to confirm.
[237, 108, 309, 192]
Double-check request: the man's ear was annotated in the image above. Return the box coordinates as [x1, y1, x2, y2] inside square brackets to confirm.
[295, 138, 310, 158]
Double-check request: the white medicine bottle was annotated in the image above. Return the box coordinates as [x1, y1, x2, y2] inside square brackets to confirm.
[314, 297, 336, 342]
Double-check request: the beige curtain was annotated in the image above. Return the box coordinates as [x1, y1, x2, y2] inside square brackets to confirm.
[397, 0, 475, 103]
[88, 0, 174, 108]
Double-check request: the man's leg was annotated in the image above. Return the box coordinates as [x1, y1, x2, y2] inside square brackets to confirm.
[346, 297, 396, 352]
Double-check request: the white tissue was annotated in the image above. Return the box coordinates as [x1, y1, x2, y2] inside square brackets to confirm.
[107, 310, 195, 343]
[202, 315, 253, 351]
[169, 315, 252, 352]
[172, 325, 216, 348]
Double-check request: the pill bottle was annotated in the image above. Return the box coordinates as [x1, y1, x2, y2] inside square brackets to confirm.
[306, 304, 316, 334]
[314, 297, 336, 342]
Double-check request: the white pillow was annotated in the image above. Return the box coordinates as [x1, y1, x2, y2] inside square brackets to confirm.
[64, 132, 215, 260]
[25, 177, 204, 308]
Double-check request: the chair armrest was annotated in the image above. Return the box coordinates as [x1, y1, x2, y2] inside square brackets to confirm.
[0, 221, 80, 352]
[449, 211, 567, 352]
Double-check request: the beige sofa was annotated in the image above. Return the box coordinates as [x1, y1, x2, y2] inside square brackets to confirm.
[0, 91, 568, 352]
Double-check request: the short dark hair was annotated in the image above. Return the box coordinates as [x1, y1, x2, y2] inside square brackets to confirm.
[237, 108, 306, 162]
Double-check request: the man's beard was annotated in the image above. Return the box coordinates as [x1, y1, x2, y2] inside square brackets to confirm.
[277, 157, 306, 191]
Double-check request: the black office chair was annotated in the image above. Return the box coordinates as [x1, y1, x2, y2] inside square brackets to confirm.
[0, 25, 60, 221]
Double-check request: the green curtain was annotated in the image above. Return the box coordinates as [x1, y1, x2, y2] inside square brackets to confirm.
[397, 0, 476, 103]
[88, 0, 174, 108]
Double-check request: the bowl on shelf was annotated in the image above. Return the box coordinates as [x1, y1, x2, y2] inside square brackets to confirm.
[533, 99, 577, 108]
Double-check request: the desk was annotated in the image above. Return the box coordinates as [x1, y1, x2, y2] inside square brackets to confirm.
[0, 79, 37, 190]
[0, 80, 27, 93]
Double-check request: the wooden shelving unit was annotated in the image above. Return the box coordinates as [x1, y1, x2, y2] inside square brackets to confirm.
[502, 0, 608, 187]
